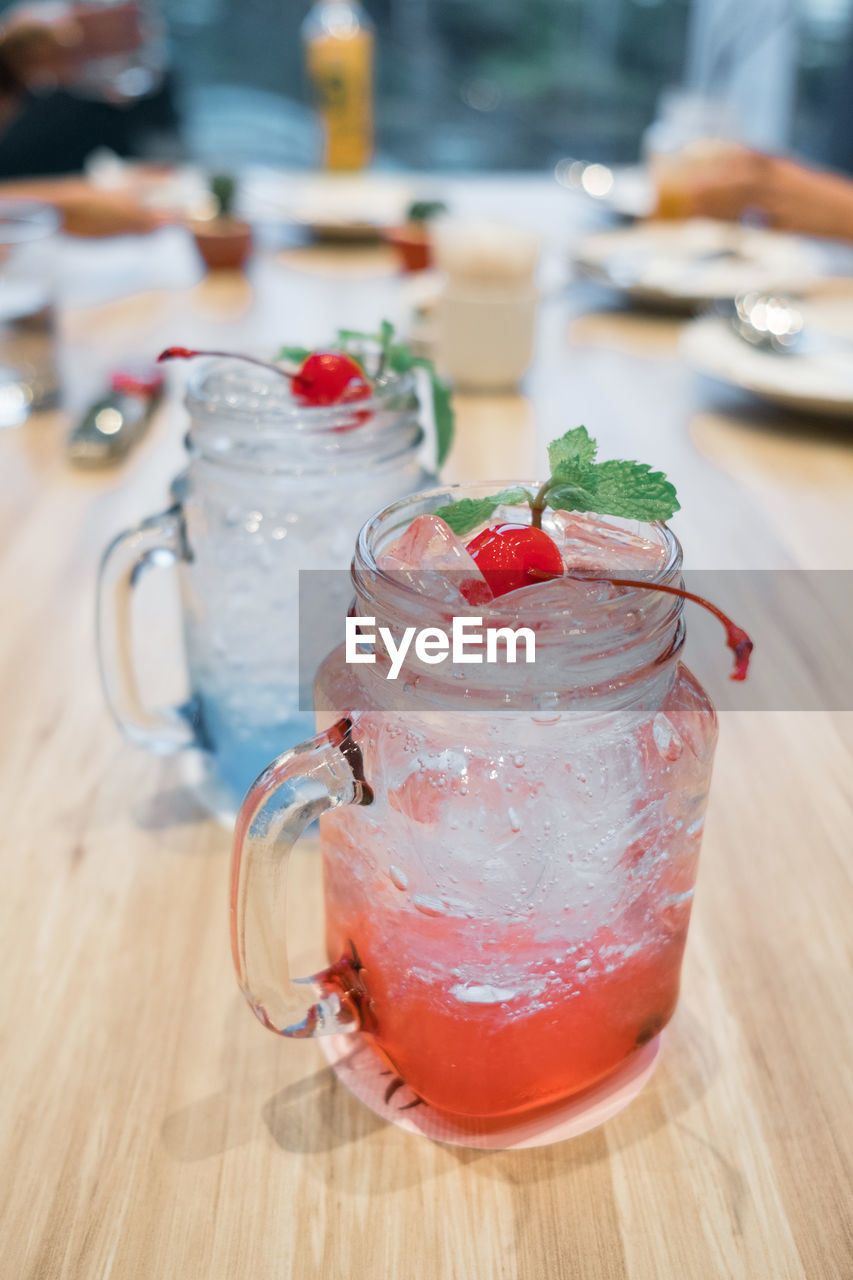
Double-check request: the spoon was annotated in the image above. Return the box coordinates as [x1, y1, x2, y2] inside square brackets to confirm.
[729, 293, 805, 353]
[728, 293, 853, 358]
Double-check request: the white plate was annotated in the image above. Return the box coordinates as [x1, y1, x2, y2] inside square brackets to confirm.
[681, 299, 853, 417]
[575, 219, 824, 308]
[241, 170, 415, 240]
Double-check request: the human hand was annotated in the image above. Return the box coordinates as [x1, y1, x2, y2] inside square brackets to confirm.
[0, 10, 83, 91]
[0, 3, 144, 93]
[682, 149, 853, 241]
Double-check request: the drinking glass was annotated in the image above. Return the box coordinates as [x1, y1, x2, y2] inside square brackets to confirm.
[97, 358, 431, 817]
[231, 484, 719, 1127]
[0, 201, 60, 429]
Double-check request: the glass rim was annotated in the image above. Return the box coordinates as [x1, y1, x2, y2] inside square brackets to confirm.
[354, 481, 683, 615]
[184, 355, 419, 435]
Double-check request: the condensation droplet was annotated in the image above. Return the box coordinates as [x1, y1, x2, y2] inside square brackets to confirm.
[508, 807, 521, 833]
[413, 894, 447, 918]
[388, 866, 408, 891]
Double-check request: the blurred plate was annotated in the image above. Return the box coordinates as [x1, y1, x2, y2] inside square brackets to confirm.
[241, 170, 414, 241]
[574, 219, 824, 308]
[681, 298, 853, 417]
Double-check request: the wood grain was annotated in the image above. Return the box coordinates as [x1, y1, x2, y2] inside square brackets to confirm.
[1, 190, 851, 1279]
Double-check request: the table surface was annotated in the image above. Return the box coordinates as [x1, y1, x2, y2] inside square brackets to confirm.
[2, 177, 852, 1280]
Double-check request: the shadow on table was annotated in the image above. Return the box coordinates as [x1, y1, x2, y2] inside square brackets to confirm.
[161, 1002, 717, 1196]
[131, 786, 218, 833]
[690, 379, 853, 445]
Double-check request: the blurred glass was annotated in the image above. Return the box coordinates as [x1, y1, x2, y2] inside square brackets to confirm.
[642, 88, 738, 163]
[302, 0, 374, 170]
[0, 200, 59, 429]
[642, 88, 740, 219]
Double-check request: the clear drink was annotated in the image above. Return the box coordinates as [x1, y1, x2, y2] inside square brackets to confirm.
[99, 357, 430, 817]
[0, 202, 59, 428]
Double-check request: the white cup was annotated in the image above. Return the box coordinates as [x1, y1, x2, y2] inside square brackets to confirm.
[436, 283, 538, 392]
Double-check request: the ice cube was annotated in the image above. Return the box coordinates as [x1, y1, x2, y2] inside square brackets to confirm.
[378, 514, 493, 606]
[546, 511, 669, 575]
[490, 575, 617, 614]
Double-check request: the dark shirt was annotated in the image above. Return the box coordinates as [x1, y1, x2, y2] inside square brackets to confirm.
[0, 77, 179, 178]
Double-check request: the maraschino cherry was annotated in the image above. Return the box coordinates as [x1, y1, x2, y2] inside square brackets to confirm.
[157, 346, 371, 408]
[466, 523, 564, 596]
[291, 351, 371, 406]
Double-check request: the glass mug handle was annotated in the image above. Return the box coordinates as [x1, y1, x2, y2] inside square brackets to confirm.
[97, 504, 196, 753]
[231, 718, 374, 1038]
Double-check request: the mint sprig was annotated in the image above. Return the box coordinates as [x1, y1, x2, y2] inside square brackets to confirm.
[276, 345, 312, 365]
[433, 426, 679, 536]
[336, 322, 454, 469]
[436, 488, 530, 536]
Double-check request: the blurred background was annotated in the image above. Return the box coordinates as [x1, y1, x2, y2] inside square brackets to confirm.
[1, 0, 852, 176]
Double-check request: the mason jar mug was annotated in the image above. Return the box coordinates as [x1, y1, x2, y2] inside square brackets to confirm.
[230, 484, 719, 1132]
[97, 358, 431, 816]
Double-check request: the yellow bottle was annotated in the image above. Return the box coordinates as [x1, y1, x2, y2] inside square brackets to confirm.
[302, 0, 374, 171]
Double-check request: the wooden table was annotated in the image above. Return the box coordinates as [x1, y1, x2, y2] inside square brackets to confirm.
[2, 181, 852, 1279]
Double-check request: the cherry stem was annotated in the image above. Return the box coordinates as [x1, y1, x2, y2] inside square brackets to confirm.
[157, 346, 305, 384]
[529, 480, 553, 530]
[592, 576, 754, 681]
[515, 567, 753, 680]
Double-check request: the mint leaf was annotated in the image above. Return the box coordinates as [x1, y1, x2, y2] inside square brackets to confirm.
[387, 343, 455, 472]
[332, 324, 456, 471]
[586, 459, 680, 521]
[386, 343, 414, 373]
[546, 460, 679, 522]
[378, 319, 394, 370]
[491, 485, 531, 506]
[548, 426, 597, 474]
[336, 327, 378, 348]
[547, 479, 602, 513]
[414, 359, 453, 468]
[433, 498, 500, 536]
[276, 345, 311, 364]
[433, 487, 529, 537]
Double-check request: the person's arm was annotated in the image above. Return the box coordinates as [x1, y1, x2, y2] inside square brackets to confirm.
[0, 4, 144, 122]
[684, 149, 853, 241]
[0, 175, 173, 236]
